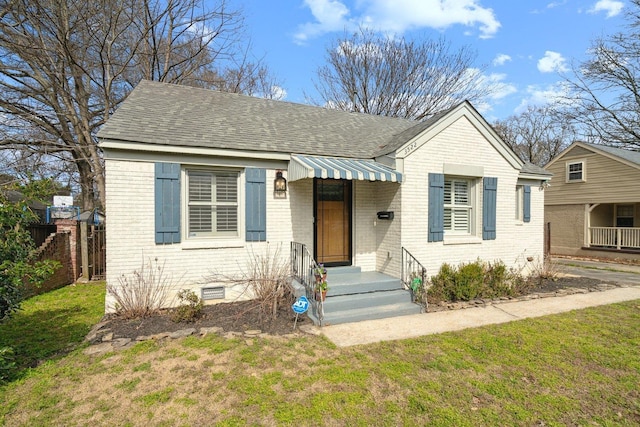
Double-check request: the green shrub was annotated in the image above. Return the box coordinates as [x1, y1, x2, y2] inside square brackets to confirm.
[428, 263, 454, 303]
[1, 182, 60, 321]
[0, 346, 16, 383]
[428, 259, 525, 303]
[171, 289, 203, 323]
[455, 262, 484, 300]
[483, 260, 513, 298]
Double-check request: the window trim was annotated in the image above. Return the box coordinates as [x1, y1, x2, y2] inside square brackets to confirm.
[182, 167, 244, 244]
[515, 185, 524, 222]
[566, 160, 586, 183]
[443, 176, 476, 236]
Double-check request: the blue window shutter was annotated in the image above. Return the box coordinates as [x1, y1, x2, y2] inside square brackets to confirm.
[523, 185, 531, 223]
[155, 163, 180, 244]
[428, 173, 444, 242]
[483, 177, 497, 240]
[245, 168, 266, 242]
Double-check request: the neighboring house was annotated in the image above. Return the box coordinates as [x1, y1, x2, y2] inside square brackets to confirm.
[3, 189, 48, 222]
[98, 80, 551, 312]
[545, 141, 640, 261]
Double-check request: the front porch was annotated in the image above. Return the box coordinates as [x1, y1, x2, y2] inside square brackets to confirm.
[306, 266, 422, 325]
[291, 242, 425, 326]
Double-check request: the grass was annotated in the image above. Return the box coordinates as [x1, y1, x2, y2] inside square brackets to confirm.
[0, 282, 105, 373]
[0, 283, 639, 426]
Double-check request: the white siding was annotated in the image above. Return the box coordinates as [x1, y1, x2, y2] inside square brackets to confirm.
[289, 179, 313, 249]
[375, 181, 402, 276]
[105, 158, 295, 312]
[353, 181, 377, 271]
[399, 116, 545, 276]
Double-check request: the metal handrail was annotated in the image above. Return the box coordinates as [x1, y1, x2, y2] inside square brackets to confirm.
[291, 242, 325, 326]
[401, 247, 428, 310]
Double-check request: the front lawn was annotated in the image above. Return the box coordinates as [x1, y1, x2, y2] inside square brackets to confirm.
[0, 283, 638, 426]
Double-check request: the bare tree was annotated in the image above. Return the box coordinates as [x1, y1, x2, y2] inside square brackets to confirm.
[564, 0, 640, 149]
[0, 0, 279, 210]
[312, 27, 495, 120]
[208, 45, 286, 99]
[493, 104, 576, 167]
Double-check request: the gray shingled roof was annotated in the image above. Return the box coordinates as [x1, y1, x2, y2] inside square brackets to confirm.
[582, 142, 640, 167]
[373, 105, 457, 157]
[98, 80, 417, 159]
[521, 162, 553, 177]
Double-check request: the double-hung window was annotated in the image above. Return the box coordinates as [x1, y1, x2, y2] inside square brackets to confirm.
[444, 178, 472, 234]
[566, 160, 585, 182]
[616, 205, 634, 228]
[186, 170, 239, 238]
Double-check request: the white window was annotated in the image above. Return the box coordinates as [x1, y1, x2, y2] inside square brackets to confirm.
[186, 169, 239, 238]
[566, 160, 585, 182]
[515, 185, 524, 221]
[444, 178, 473, 234]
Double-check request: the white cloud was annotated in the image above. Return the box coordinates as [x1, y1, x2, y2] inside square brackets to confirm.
[294, 0, 353, 43]
[294, 0, 501, 43]
[546, 1, 567, 8]
[537, 51, 568, 73]
[460, 71, 516, 114]
[492, 54, 511, 66]
[486, 73, 517, 100]
[588, 0, 624, 18]
[514, 82, 571, 113]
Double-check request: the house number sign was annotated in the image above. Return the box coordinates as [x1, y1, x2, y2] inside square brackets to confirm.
[401, 142, 418, 157]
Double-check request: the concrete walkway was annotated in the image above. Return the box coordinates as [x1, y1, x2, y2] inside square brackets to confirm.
[317, 260, 640, 347]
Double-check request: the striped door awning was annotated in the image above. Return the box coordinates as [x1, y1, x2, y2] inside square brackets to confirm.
[289, 155, 403, 182]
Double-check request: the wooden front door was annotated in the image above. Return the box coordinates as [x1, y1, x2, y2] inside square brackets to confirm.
[315, 179, 352, 266]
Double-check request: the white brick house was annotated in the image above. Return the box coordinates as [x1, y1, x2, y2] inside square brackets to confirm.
[99, 80, 551, 314]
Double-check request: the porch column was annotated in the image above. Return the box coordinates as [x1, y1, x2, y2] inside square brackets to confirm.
[584, 204, 590, 247]
[585, 203, 600, 248]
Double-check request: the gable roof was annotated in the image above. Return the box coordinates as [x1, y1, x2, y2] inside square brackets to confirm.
[98, 80, 416, 159]
[585, 143, 640, 167]
[99, 80, 550, 179]
[546, 141, 640, 171]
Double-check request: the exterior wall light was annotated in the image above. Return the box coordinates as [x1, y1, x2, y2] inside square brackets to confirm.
[274, 170, 287, 198]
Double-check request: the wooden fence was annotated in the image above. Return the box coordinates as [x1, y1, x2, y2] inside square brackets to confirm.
[27, 223, 57, 248]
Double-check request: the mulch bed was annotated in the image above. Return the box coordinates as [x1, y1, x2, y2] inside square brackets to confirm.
[101, 275, 609, 341]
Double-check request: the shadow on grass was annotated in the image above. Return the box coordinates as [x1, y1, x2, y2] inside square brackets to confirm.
[0, 283, 105, 382]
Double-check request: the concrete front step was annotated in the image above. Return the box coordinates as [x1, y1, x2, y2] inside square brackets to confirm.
[305, 267, 423, 326]
[329, 272, 402, 295]
[326, 289, 413, 312]
[322, 300, 423, 326]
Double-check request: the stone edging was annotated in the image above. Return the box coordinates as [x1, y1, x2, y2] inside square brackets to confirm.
[427, 282, 632, 312]
[84, 324, 307, 356]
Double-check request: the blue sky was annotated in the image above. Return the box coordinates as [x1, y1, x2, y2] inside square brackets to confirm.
[233, 0, 627, 121]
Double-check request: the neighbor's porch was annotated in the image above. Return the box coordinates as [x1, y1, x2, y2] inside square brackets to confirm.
[585, 202, 640, 251]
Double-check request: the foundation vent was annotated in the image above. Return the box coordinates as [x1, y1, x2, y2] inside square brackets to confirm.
[201, 286, 225, 301]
